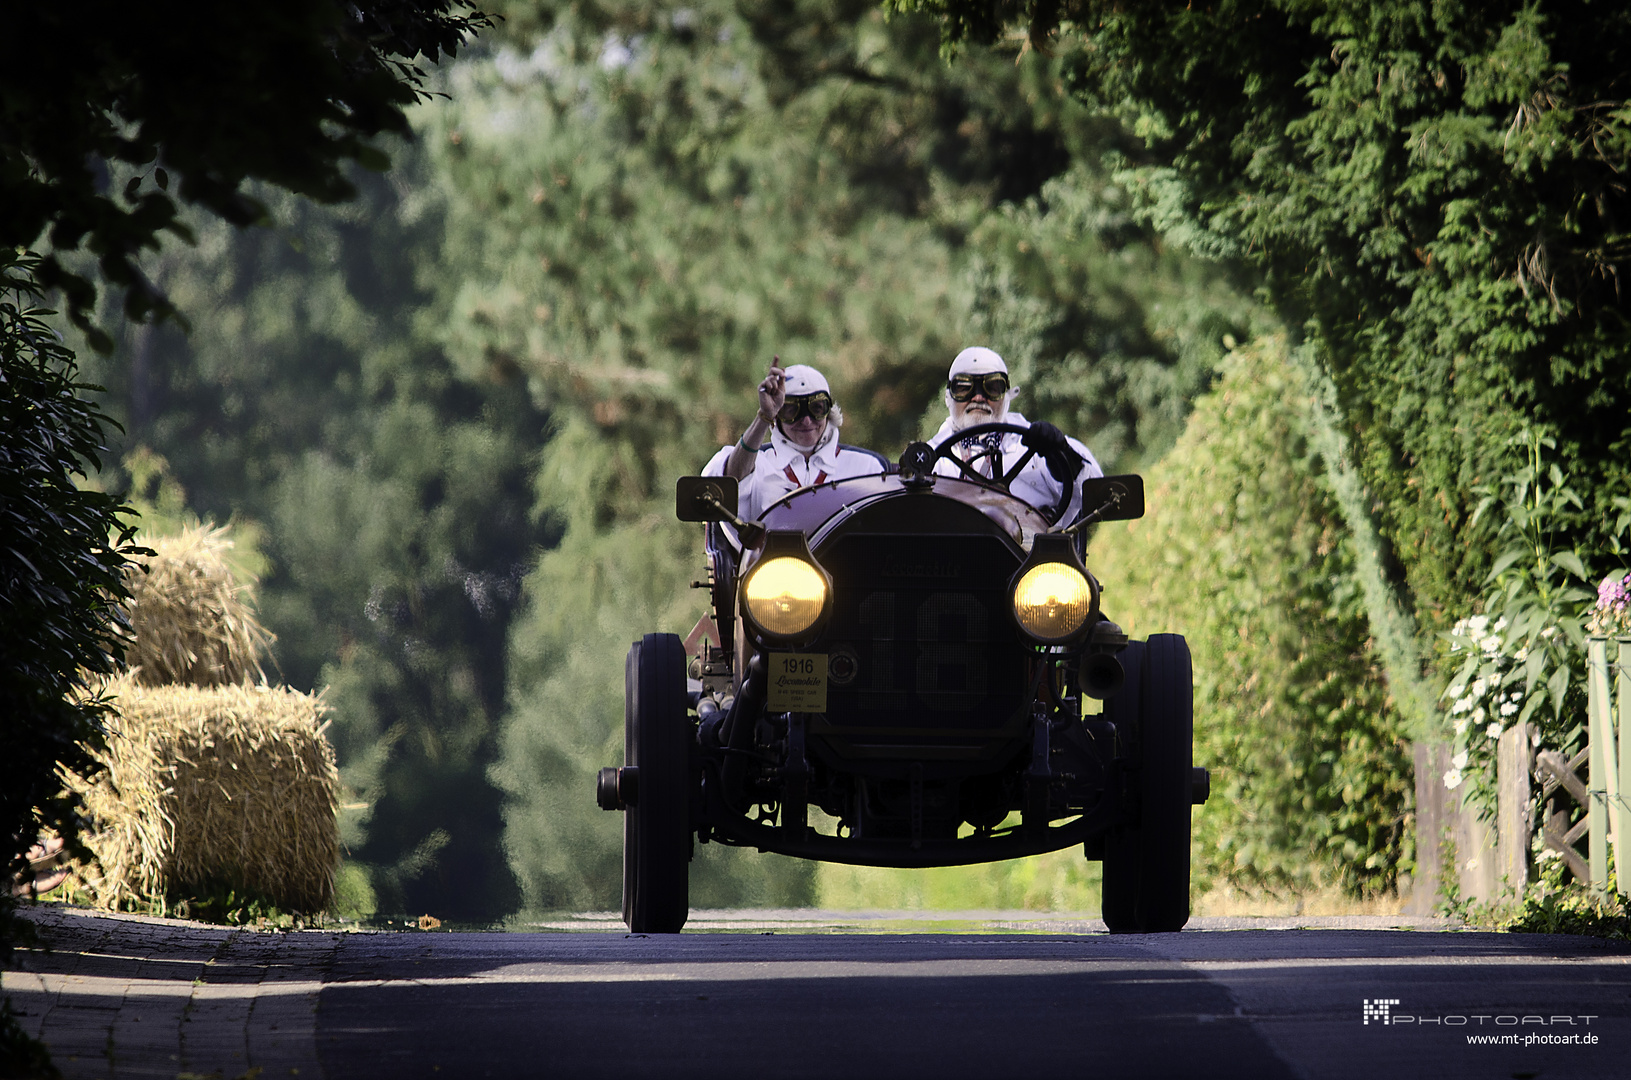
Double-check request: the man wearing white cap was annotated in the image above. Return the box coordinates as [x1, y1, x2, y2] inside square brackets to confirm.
[928, 346, 1102, 523]
[703, 358, 888, 524]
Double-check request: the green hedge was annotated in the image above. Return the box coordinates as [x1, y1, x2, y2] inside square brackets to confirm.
[1093, 338, 1413, 896]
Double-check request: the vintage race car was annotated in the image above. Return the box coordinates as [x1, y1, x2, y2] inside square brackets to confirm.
[597, 423, 1209, 933]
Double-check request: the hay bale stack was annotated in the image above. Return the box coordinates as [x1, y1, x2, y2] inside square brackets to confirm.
[73, 673, 339, 912]
[124, 524, 271, 687]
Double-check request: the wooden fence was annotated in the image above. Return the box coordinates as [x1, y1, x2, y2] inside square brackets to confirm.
[1410, 636, 1631, 911]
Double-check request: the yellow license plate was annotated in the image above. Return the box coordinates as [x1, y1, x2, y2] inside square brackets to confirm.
[766, 653, 827, 712]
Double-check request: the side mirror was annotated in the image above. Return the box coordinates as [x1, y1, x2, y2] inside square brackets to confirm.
[1076, 475, 1145, 523]
[676, 476, 765, 548]
[676, 476, 739, 522]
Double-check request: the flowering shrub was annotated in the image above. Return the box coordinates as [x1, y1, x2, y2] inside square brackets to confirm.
[1587, 572, 1631, 637]
[1439, 432, 1595, 819]
[1441, 615, 1556, 817]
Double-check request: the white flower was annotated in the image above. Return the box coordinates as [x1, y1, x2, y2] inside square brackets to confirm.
[1449, 683, 1466, 699]
[1541, 626, 1557, 639]
[1468, 615, 1490, 633]
[1470, 678, 1487, 698]
[1493, 617, 1508, 633]
[1452, 751, 1469, 769]
[1538, 848, 1561, 862]
[1513, 647, 1528, 662]
[1451, 697, 1473, 715]
[1472, 706, 1487, 723]
[1454, 718, 1468, 735]
[1532, 730, 1543, 747]
[1500, 701, 1519, 717]
[1487, 722, 1504, 741]
[1453, 616, 1472, 634]
[1481, 635, 1503, 655]
[1443, 768, 1464, 790]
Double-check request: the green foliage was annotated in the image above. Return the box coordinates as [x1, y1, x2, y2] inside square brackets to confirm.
[0, 1, 493, 344]
[168, 880, 321, 929]
[907, 0, 1631, 708]
[1093, 338, 1413, 896]
[1503, 859, 1631, 940]
[332, 861, 381, 921]
[1, 251, 143, 960]
[436, 0, 1252, 912]
[960, 167, 1260, 469]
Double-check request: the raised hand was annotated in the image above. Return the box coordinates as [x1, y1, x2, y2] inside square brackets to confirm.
[758, 357, 786, 422]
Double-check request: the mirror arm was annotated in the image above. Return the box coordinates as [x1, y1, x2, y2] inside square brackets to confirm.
[697, 491, 766, 548]
[1058, 489, 1124, 539]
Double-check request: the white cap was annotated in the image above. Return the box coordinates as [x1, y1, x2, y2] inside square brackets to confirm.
[948, 346, 1008, 378]
[782, 364, 830, 396]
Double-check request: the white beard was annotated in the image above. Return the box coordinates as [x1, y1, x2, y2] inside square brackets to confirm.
[950, 399, 1007, 431]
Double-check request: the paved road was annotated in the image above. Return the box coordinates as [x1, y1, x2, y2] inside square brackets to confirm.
[6, 906, 1630, 1079]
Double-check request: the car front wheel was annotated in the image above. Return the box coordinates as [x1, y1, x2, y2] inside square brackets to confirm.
[622, 632, 692, 933]
[1133, 633, 1193, 932]
[1099, 635, 1192, 933]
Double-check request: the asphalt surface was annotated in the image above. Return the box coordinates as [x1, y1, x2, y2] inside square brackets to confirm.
[6, 905, 1630, 1079]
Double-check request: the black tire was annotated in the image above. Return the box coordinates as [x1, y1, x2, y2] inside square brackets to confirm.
[1099, 640, 1144, 933]
[1133, 633, 1193, 932]
[622, 633, 692, 933]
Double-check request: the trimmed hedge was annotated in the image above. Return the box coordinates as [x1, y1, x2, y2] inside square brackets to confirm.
[1093, 338, 1413, 896]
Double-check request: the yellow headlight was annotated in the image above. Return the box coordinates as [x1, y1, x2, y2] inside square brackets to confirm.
[1013, 562, 1091, 642]
[744, 557, 828, 637]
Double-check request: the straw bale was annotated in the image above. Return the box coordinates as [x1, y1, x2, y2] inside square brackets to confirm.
[123, 524, 272, 687]
[69, 673, 339, 913]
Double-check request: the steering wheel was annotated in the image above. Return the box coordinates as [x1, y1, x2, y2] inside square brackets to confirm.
[930, 422, 1043, 490]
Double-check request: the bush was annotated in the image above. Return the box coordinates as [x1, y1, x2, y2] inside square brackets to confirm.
[1092, 337, 1413, 897]
[1, 252, 141, 935]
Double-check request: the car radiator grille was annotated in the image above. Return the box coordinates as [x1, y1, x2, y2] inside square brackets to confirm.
[811, 533, 1030, 752]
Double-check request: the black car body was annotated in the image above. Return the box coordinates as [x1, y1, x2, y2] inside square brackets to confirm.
[599, 430, 1207, 933]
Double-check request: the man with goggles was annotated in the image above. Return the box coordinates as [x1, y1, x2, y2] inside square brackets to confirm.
[702, 359, 887, 528]
[927, 346, 1103, 523]
[946, 371, 1011, 403]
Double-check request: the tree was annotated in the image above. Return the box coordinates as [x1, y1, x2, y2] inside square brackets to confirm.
[0, 1, 492, 345]
[900, 0, 1631, 721]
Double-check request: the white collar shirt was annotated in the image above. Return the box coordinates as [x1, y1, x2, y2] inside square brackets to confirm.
[703, 423, 887, 524]
[927, 409, 1103, 524]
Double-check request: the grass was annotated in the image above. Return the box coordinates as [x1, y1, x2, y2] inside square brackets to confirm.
[815, 847, 1103, 912]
